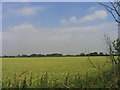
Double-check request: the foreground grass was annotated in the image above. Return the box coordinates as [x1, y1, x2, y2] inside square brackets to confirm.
[2, 56, 116, 88]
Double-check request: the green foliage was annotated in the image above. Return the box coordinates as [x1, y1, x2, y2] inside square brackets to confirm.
[112, 39, 120, 87]
[113, 38, 120, 55]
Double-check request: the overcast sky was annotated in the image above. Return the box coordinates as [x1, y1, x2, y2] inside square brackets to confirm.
[2, 2, 118, 56]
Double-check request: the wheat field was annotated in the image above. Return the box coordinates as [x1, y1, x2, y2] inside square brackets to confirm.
[2, 56, 112, 88]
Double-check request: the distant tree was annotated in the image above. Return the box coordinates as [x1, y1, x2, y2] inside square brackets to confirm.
[3, 55, 8, 58]
[99, 52, 104, 56]
[36, 54, 45, 57]
[30, 54, 37, 57]
[17, 54, 21, 57]
[80, 53, 86, 56]
[46, 53, 62, 57]
[65, 55, 74, 57]
[89, 52, 98, 56]
[21, 54, 28, 57]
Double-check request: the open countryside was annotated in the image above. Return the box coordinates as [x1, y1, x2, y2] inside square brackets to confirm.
[2, 56, 113, 88]
[2, 1, 120, 88]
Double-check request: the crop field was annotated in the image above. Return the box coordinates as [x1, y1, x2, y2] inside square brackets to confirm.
[2, 56, 113, 88]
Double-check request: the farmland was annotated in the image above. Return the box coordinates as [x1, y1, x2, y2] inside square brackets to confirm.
[2, 56, 114, 88]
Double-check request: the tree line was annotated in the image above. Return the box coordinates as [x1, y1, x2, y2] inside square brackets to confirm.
[2, 52, 118, 58]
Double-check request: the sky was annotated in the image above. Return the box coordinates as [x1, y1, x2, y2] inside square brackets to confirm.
[1, 0, 116, 2]
[0, 2, 2, 56]
[2, 2, 118, 56]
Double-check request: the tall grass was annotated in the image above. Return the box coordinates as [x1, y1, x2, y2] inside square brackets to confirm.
[2, 68, 119, 88]
[2, 57, 119, 88]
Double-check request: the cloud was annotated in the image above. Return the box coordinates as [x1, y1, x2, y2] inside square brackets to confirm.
[80, 10, 107, 22]
[60, 10, 108, 25]
[4, 22, 116, 36]
[88, 6, 96, 10]
[70, 16, 77, 23]
[8, 23, 38, 32]
[58, 22, 116, 35]
[3, 22, 117, 55]
[18, 6, 45, 16]
[0, 32, 2, 41]
[4, 5, 46, 17]
[3, 22, 117, 42]
[60, 19, 67, 25]
[3, 23, 72, 42]
[4, 23, 38, 41]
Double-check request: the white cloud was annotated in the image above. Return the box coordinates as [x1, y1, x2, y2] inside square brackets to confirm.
[3, 22, 117, 55]
[4, 6, 46, 17]
[79, 10, 107, 22]
[4, 22, 116, 37]
[3, 22, 117, 42]
[19, 7, 36, 16]
[70, 16, 77, 23]
[60, 10, 108, 25]
[58, 22, 116, 35]
[60, 19, 67, 25]
[18, 6, 44, 16]
[0, 32, 2, 41]
[88, 6, 96, 10]
[8, 23, 38, 32]
[4, 23, 38, 42]
[3, 23, 72, 42]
